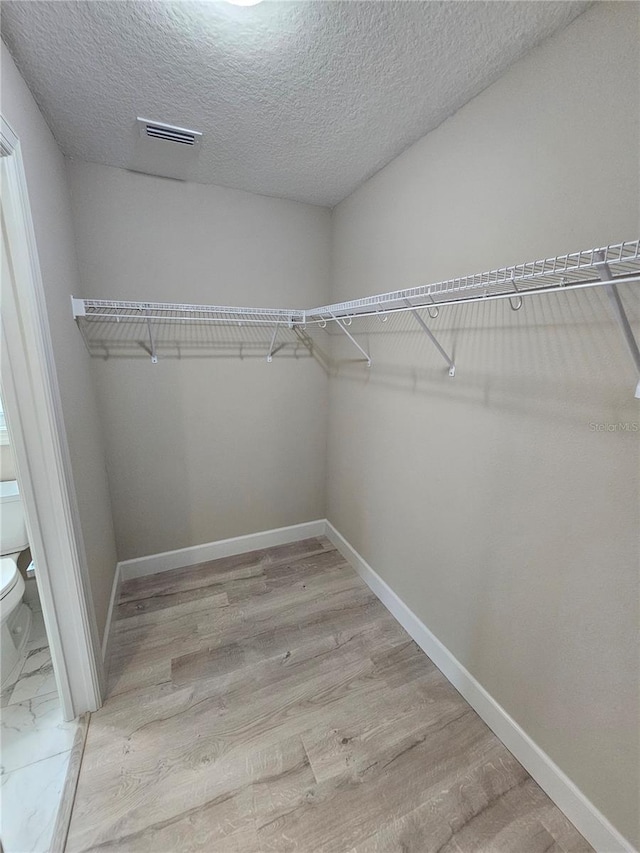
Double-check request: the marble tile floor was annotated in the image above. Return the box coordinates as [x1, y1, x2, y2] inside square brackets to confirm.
[1, 613, 54, 709]
[1, 607, 77, 853]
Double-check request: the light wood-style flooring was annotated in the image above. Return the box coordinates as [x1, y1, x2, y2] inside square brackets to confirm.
[66, 537, 593, 852]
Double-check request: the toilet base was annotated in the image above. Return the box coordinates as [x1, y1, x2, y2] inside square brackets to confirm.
[1, 601, 32, 690]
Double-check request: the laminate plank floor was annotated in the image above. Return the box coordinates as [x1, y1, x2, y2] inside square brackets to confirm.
[66, 537, 593, 852]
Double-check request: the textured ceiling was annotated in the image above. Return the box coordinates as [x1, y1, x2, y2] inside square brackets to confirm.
[1, 1, 589, 207]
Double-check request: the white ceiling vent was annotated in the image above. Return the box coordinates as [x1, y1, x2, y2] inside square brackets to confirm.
[137, 118, 202, 148]
[131, 118, 203, 181]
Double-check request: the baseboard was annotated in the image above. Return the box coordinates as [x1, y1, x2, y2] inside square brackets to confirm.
[101, 563, 121, 667]
[117, 520, 327, 582]
[323, 520, 636, 853]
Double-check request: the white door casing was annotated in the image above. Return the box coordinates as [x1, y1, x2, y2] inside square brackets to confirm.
[1, 115, 103, 719]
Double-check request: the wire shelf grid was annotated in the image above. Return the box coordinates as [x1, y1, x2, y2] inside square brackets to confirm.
[77, 299, 306, 326]
[307, 240, 640, 321]
[72, 240, 639, 376]
[73, 241, 640, 333]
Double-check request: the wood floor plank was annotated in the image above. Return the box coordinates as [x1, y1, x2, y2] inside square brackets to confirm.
[67, 538, 593, 853]
[68, 733, 305, 852]
[255, 711, 494, 852]
[262, 547, 350, 588]
[436, 777, 566, 853]
[107, 592, 389, 700]
[170, 597, 400, 688]
[108, 578, 378, 700]
[299, 675, 464, 785]
[107, 657, 171, 698]
[346, 801, 455, 853]
[538, 809, 596, 853]
[71, 788, 259, 853]
[119, 537, 334, 604]
[99, 617, 412, 761]
[116, 588, 229, 625]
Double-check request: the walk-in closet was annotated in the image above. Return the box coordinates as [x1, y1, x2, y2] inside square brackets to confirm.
[0, 2, 637, 851]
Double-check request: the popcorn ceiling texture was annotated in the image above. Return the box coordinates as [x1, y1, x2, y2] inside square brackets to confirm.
[1, 1, 588, 207]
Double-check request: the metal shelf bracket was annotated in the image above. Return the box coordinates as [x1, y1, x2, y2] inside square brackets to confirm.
[329, 312, 372, 367]
[403, 299, 455, 377]
[145, 308, 158, 364]
[595, 253, 640, 398]
[267, 325, 279, 363]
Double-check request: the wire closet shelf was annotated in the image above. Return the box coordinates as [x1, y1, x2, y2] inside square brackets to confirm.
[73, 240, 639, 326]
[72, 240, 640, 388]
[309, 240, 640, 321]
[71, 300, 305, 327]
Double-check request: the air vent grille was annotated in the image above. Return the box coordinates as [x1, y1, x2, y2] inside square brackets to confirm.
[137, 118, 202, 147]
[146, 125, 195, 145]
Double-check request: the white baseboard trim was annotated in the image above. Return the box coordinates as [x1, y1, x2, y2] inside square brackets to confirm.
[117, 520, 327, 582]
[324, 520, 635, 853]
[101, 563, 121, 667]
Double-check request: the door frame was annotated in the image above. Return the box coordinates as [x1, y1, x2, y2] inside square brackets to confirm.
[1, 115, 103, 719]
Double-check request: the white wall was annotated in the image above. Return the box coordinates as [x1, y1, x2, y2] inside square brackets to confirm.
[328, 3, 639, 846]
[1, 44, 118, 643]
[66, 161, 331, 561]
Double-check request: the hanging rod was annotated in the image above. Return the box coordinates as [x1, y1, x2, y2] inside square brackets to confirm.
[71, 240, 640, 388]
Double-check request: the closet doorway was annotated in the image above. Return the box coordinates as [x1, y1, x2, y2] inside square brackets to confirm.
[1, 115, 103, 721]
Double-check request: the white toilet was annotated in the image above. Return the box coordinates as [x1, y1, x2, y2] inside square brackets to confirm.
[1, 479, 32, 688]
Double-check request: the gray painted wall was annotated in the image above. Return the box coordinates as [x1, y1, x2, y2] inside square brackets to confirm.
[327, 4, 639, 845]
[66, 161, 331, 561]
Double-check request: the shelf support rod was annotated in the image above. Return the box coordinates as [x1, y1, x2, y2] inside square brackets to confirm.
[267, 324, 279, 363]
[329, 312, 371, 367]
[595, 253, 640, 398]
[403, 299, 455, 377]
[145, 309, 158, 364]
